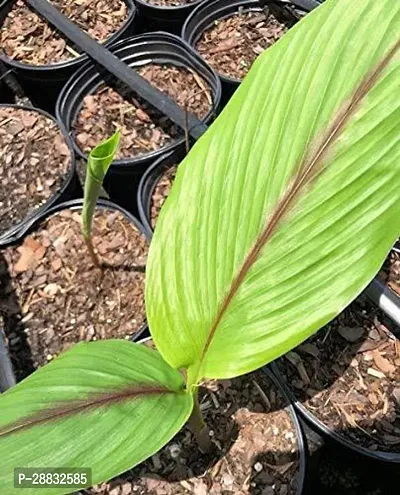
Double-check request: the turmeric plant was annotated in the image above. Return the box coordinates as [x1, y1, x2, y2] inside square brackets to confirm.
[0, 0, 399, 493]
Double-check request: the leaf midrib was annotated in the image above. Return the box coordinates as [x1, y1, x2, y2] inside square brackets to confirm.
[190, 39, 400, 384]
[0, 385, 176, 438]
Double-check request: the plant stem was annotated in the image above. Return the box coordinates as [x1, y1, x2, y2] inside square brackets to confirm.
[84, 235, 102, 270]
[188, 389, 212, 453]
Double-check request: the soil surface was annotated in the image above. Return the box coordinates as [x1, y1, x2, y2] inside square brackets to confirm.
[1, 0, 128, 65]
[2, 208, 148, 380]
[75, 64, 213, 159]
[196, 9, 292, 80]
[277, 296, 400, 453]
[144, 0, 198, 6]
[150, 165, 177, 229]
[0, 106, 71, 238]
[85, 370, 302, 494]
[378, 240, 400, 297]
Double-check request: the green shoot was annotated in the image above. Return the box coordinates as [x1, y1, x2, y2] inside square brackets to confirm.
[81, 131, 120, 269]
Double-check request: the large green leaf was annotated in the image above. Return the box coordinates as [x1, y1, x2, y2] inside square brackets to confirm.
[0, 341, 193, 494]
[146, 0, 400, 382]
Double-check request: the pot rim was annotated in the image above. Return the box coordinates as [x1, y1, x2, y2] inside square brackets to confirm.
[5, 197, 150, 341]
[271, 361, 400, 464]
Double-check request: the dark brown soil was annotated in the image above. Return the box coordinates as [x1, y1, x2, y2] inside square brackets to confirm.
[1, 0, 128, 65]
[75, 63, 213, 159]
[378, 240, 400, 297]
[150, 166, 177, 229]
[0, 106, 71, 237]
[2, 208, 148, 380]
[86, 370, 302, 494]
[144, 0, 198, 6]
[196, 10, 290, 80]
[276, 297, 400, 453]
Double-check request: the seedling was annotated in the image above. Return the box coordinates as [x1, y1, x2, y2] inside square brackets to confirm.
[81, 131, 120, 269]
[0, 0, 399, 493]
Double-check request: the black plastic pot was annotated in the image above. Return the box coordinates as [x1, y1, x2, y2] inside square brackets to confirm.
[137, 145, 185, 238]
[0, 104, 80, 248]
[7, 197, 150, 345]
[265, 366, 307, 494]
[271, 362, 400, 465]
[56, 32, 221, 215]
[134, 0, 206, 34]
[0, 0, 136, 113]
[182, 0, 319, 105]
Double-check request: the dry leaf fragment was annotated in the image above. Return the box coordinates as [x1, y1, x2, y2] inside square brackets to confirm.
[14, 246, 35, 273]
[372, 350, 396, 375]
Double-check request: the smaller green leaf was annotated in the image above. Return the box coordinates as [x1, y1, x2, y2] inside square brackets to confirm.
[82, 131, 120, 238]
[0, 340, 193, 495]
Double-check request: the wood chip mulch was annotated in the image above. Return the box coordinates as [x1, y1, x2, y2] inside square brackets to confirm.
[86, 370, 302, 495]
[74, 63, 213, 159]
[2, 208, 148, 381]
[150, 166, 177, 229]
[277, 297, 400, 453]
[1, 0, 128, 65]
[196, 10, 290, 80]
[0, 106, 72, 238]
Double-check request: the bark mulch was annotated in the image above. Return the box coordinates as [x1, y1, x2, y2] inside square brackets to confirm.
[1, 0, 128, 65]
[196, 10, 290, 80]
[2, 208, 148, 381]
[0, 106, 71, 238]
[75, 63, 213, 159]
[277, 297, 400, 453]
[150, 165, 177, 229]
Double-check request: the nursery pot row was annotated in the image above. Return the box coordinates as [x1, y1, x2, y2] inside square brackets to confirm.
[0, 0, 137, 112]
[55, 32, 222, 214]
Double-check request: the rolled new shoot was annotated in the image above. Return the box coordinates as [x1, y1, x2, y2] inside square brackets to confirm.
[81, 131, 120, 269]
